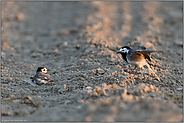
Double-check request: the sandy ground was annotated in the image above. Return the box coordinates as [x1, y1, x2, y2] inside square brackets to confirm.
[1, 1, 183, 122]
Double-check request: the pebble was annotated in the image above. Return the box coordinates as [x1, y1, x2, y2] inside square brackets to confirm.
[1, 52, 6, 58]
[58, 29, 70, 36]
[53, 71, 59, 74]
[58, 28, 77, 36]
[63, 42, 68, 46]
[146, 46, 156, 51]
[58, 85, 67, 94]
[2, 42, 10, 50]
[176, 88, 182, 91]
[65, 100, 72, 105]
[1, 105, 13, 116]
[97, 68, 105, 75]
[31, 53, 42, 58]
[136, 36, 141, 41]
[84, 47, 93, 53]
[140, 42, 153, 49]
[109, 46, 117, 51]
[76, 106, 82, 109]
[83, 86, 92, 91]
[174, 40, 182, 46]
[17, 13, 24, 21]
[83, 81, 88, 86]
[75, 45, 80, 50]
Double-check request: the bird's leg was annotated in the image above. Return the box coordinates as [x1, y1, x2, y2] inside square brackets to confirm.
[147, 64, 160, 81]
[130, 66, 136, 74]
[131, 66, 140, 74]
[134, 67, 140, 73]
[146, 59, 152, 66]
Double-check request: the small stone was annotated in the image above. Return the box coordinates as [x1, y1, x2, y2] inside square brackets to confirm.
[140, 42, 153, 49]
[83, 86, 92, 91]
[58, 29, 70, 36]
[69, 27, 77, 33]
[83, 81, 88, 86]
[122, 91, 134, 101]
[58, 27, 77, 36]
[17, 13, 24, 21]
[109, 46, 117, 51]
[63, 42, 68, 46]
[136, 36, 141, 41]
[174, 40, 182, 46]
[1, 52, 6, 58]
[2, 43, 10, 50]
[146, 46, 156, 51]
[76, 106, 82, 109]
[176, 88, 182, 91]
[54, 49, 59, 53]
[75, 45, 80, 50]
[53, 71, 59, 74]
[31, 53, 42, 58]
[84, 47, 93, 53]
[102, 98, 111, 106]
[58, 85, 67, 94]
[97, 68, 105, 75]
[1, 105, 13, 116]
[139, 90, 144, 94]
[150, 85, 154, 90]
[65, 100, 72, 105]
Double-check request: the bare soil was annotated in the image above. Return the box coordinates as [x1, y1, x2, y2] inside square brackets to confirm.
[1, 1, 183, 122]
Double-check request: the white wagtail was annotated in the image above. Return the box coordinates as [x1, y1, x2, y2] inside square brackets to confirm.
[117, 46, 161, 81]
[30, 67, 51, 85]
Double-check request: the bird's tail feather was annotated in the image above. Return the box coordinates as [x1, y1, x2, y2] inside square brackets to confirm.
[29, 80, 37, 85]
[147, 64, 160, 81]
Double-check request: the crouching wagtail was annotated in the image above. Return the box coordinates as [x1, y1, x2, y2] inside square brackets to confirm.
[117, 46, 161, 81]
[30, 67, 51, 85]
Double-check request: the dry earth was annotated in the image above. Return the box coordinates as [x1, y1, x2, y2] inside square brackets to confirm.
[1, 1, 183, 122]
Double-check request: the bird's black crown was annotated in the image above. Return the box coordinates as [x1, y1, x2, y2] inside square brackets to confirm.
[121, 46, 131, 49]
[36, 67, 45, 72]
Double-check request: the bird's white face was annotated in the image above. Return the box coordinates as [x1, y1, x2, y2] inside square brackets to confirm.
[119, 48, 128, 53]
[41, 68, 47, 73]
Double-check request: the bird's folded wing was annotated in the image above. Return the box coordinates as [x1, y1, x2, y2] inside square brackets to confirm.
[32, 75, 50, 81]
[131, 50, 153, 62]
[133, 50, 162, 62]
[135, 50, 163, 53]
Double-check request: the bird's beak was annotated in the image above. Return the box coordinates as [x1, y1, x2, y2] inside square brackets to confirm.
[47, 69, 51, 71]
[117, 51, 121, 54]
